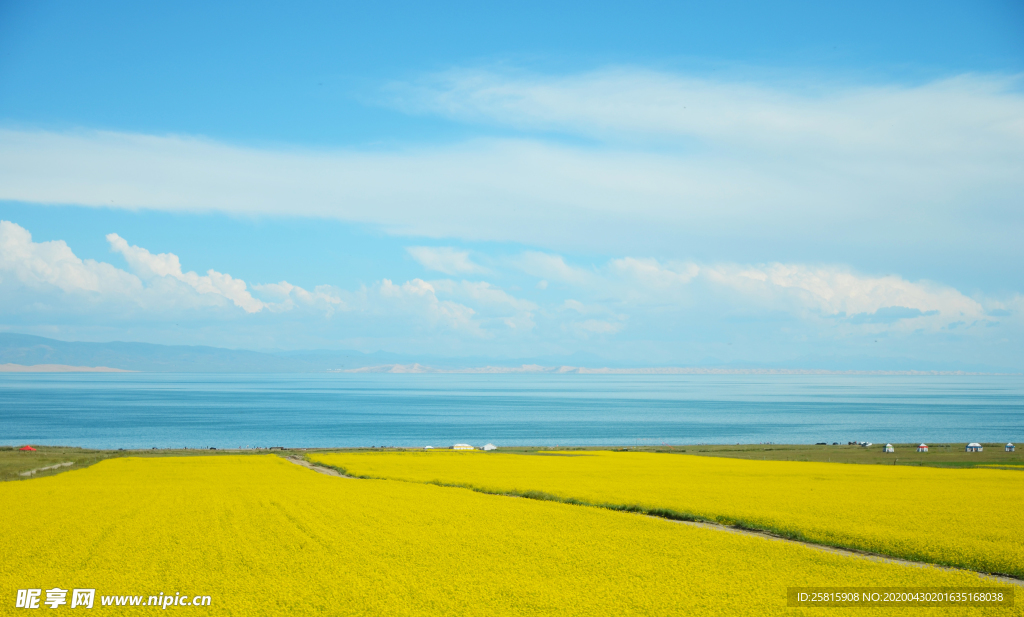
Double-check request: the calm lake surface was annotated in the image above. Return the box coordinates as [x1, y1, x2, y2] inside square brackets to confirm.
[1, 373, 1021, 449]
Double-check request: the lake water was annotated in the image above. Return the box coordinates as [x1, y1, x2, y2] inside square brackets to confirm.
[0, 373, 1021, 449]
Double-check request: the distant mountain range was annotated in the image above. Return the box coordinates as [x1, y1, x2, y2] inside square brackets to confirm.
[0, 333, 394, 373]
[0, 333, 612, 373]
[0, 333, 1016, 374]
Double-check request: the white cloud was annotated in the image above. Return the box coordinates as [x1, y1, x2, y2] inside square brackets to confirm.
[107, 233, 264, 313]
[377, 278, 482, 334]
[0, 220, 141, 296]
[251, 281, 345, 315]
[609, 258, 698, 287]
[444, 280, 535, 311]
[704, 263, 986, 328]
[556, 299, 627, 339]
[515, 252, 699, 304]
[515, 251, 600, 287]
[517, 250, 989, 331]
[0, 221, 345, 318]
[398, 69, 1024, 160]
[1, 69, 1020, 263]
[407, 246, 487, 275]
[432, 279, 537, 331]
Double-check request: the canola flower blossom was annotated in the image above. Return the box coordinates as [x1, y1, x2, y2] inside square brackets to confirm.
[1, 455, 1016, 615]
[312, 450, 1024, 579]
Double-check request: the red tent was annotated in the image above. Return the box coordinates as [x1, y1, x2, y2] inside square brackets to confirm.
[18, 446, 36, 451]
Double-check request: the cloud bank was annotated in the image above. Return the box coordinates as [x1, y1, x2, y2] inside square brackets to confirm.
[1, 221, 1012, 352]
[1, 69, 1021, 263]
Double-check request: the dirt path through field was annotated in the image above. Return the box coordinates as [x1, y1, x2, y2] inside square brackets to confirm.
[285, 456, 351, 477]
[659, 517, 1022, 587]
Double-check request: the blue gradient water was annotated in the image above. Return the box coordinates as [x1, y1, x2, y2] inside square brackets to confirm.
[0, 373, 1021, 449]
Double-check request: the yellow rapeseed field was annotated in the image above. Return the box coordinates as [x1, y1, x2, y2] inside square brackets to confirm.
[311, 450, 1024, 578]
[1, 455, 1014, 615]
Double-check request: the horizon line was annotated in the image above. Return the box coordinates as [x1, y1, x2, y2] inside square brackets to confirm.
[337, 364, 1021, 376]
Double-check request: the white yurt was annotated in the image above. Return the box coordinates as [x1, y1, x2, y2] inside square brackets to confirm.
[965, 442, 983, 452]
[884, 444, 895, 453]
[451, 443, 475, 450]
[482, 443, 498, 451]
[1007, 443, 1015, 452]
[917, 443, 929, 452]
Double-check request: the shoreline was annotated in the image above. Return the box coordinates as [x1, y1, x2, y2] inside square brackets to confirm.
[4, 443, 1020, 475]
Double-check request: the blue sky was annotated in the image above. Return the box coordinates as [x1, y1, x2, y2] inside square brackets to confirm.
[1, 0, 1022, 369]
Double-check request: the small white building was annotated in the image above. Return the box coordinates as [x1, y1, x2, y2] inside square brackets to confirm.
[424, 446, 433, 449]
[451, 443, 475, 451]
[1007, 443, 1015, 452]
[917, 443, 929, 452]
[966, 442, 983, 452]
[482, 443, 498, 451]
[884, 443, 895, 453]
